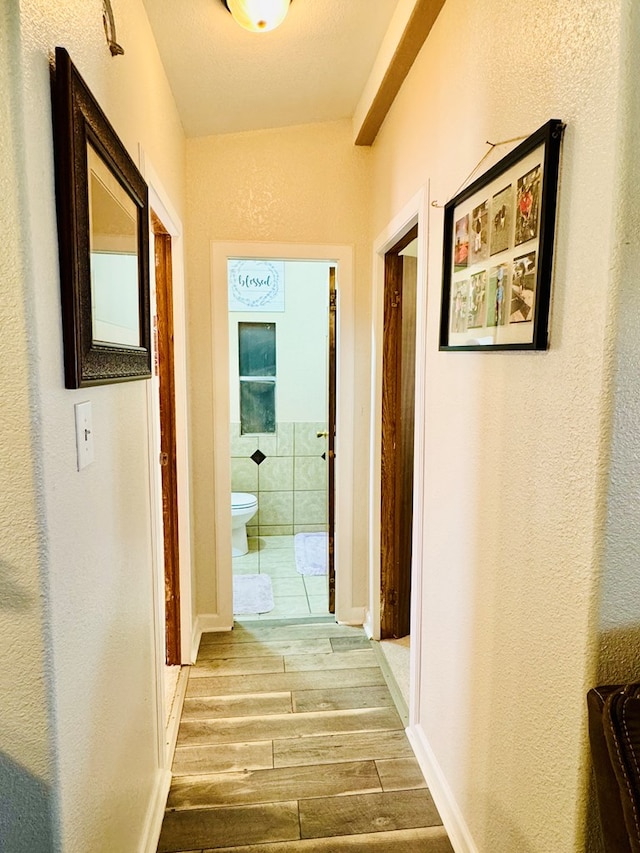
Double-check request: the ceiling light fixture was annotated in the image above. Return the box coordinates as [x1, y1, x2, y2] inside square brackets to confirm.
[222, 0, 291, 33]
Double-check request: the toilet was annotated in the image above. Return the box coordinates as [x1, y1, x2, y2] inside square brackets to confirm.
[231, 492, 258, 557]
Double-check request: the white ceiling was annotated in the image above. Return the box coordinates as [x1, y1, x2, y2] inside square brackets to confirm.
[142, 0, 402, 138]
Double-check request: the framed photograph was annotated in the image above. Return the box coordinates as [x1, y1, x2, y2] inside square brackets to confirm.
[439, 119, 563, 350]
[52, 47, 151, 387]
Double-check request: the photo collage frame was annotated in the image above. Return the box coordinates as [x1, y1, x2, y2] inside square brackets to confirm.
[440, 120, 564, 350]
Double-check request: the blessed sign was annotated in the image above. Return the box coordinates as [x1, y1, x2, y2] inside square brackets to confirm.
[228, 260, 285, 312]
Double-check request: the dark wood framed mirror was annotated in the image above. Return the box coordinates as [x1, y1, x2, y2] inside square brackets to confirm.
[52, 46, 151, 388]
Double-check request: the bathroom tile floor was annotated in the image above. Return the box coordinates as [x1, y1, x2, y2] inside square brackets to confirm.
[232, 535, 330, 620]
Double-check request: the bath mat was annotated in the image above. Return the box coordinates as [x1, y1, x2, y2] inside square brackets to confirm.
[233, 574, 274, 615]
[294, 532, 328, 576]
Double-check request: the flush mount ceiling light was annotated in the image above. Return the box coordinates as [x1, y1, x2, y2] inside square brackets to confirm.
[222, 0, 291, 33]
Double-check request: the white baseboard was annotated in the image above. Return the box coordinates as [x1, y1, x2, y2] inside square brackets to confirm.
[139, 768, 171, 853]
[406, 723, 478, 853]
[192, 613, 233, 660]
[190, 617, 201, 664]
[336, 606, 365, 626]
[165, 666, 189, 766]
[363, 608, 374, 638]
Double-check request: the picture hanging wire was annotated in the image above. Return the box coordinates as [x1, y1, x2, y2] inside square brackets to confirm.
[103, 0, 124, 56]
[431, 135, 529, 209]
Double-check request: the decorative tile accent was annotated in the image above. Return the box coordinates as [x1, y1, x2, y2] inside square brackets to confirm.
[251, 449, 267, 466]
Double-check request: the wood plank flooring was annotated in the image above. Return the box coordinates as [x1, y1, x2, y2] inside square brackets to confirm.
[157, 620, 452, 853]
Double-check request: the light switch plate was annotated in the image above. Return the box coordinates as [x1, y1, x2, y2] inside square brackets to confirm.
[74, 401, 94, 470]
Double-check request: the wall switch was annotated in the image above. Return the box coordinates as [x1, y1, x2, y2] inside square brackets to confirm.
[74, 401, 94, 470]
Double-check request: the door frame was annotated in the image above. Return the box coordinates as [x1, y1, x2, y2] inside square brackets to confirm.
[206, 241, 359, 632]
[151, 211, 181, 664]
[368, 186, 429, 726]
[380, 224, 419, 639]
[140, 150, 194, 766]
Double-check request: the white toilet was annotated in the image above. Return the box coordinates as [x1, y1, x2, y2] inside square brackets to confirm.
[231, 492, 258, 557]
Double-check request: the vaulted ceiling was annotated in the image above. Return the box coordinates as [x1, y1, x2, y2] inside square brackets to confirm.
[142, 0, 402, 138]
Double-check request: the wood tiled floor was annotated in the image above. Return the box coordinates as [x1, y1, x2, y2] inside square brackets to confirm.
[157, 620, 453, 853]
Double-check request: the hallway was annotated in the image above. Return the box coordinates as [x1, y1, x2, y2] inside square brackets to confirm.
[157, 620, 452, 852]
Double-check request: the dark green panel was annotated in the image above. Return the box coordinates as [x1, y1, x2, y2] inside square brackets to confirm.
[240, 380, 276, 434]
[239, 322, 276, 376]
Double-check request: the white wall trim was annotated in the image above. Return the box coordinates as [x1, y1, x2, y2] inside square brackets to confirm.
[164, 666, 189, 765]
[337, 606, 366, 626]
[210, 241, 357, 626]
[138, 149, 195, 799]
[369, 188, 426, 631]
[369, 187, 429, 729]
[140, 150, 194, 666]
[138, 768, 172, 853]
[408, 184, 430, 727]
[197, 613, 234, 634]
[191, 616, 202, 662]
[407, 723, 478, 853]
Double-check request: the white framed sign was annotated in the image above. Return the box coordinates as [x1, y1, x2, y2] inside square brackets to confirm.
[228, 259, 285, 312]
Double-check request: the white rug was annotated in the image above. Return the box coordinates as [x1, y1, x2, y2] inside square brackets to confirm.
[294, 532, 328, 576]
[233, 574, 274, 614]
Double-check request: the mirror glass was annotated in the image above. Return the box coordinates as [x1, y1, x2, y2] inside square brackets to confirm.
[87, 143, 140, 347]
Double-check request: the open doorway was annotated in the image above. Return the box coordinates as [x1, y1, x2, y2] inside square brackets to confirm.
[380, 225, 418, 639]
[152, 211, 181, 664]
[227, 259, 336, 621]
[378, 225, 418, 709]
[209, 240, 357, 632]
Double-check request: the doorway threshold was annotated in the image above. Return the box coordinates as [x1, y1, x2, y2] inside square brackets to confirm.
[371, 639, 409, 726]
[234, 614, 337, 629]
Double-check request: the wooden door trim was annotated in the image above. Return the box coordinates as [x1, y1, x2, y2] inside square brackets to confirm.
[380, 224, 418, 639]
[152, 210, 181, 665]
[328, 267, 337, 614]
[380, 251, 403, 638]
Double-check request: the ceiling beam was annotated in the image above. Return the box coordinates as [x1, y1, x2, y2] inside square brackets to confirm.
[354, 0, 446, 146]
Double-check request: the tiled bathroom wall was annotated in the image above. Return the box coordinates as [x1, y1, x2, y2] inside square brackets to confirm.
[231, 422, 328, 537]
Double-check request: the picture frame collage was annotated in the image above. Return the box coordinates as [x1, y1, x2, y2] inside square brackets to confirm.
[440, 119, 564, 351]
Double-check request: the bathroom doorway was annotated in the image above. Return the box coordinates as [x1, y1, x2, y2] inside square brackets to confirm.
[228, 259, 335, 621]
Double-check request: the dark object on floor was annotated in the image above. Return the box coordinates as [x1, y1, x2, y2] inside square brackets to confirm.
[587, 683, 640, 853]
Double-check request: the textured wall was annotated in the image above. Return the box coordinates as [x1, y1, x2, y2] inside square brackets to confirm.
[0, 4, 55, 850]
[597, 0, 640, 687]
[10, 0, 186, 850]
[186, 121, 371, 615]
[370, 0, 623, 851]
